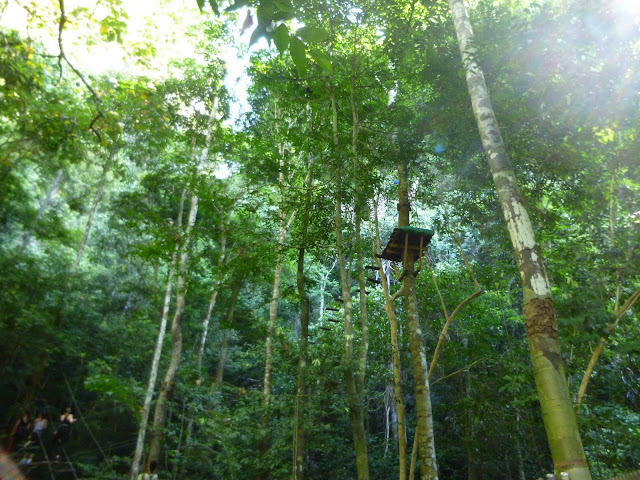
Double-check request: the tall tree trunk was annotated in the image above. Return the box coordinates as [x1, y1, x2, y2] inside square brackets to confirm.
[147, 189, 196, 468]
[261, 100, 296, 471]
[263, 101, 285, 407]
[515, 430, 526, 480]
[351, 62, 369, 410]
[374, 197, 407, 480]
[447, 2, 591, 478]
[331, 87, 370, 480]
[196, 210, 232, 385]
[294, 152, 314, 480]
[464, 369, 478, 480]
[72, 143, 118, 273]
[147, 96, 218, 470]
[213, 278, 242, 389]
[130, 188, 186, 480]
[397, 159, 438, 480]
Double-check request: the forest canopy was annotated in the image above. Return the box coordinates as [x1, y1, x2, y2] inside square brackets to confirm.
[0, 0, 638, 479]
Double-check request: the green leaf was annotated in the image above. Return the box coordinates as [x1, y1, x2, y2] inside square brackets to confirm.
[289, 36, 307, 76]
[197, 0, 205, 11]
[273, 0, 294, 12]
[310, 49, 332, 73]
[271, 10, 296, 21]
[226, 0, 250, 12]
[273, 24, 289, 55]
[256, 5, 272, 25]
[208, 0, 220, 15]
[295, 26, 330, 44]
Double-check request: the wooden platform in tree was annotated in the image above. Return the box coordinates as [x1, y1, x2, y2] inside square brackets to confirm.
[378, 226, 434, 262]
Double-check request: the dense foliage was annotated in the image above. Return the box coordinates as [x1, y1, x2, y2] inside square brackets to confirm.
[0, 0, 638, 479]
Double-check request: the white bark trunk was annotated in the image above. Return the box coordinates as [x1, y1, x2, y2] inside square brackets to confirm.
[196, 210, 232, 384]
[447, 2, 590, 478]
[129, 188, 186, 480]
[147, 96, 219, 469]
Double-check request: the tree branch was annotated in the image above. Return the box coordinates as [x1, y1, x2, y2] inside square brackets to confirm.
[576, 287, 640, 407]
[428, 290, 485, 381]
[57, 0, 105, 142]
[430, 359, 484, 386]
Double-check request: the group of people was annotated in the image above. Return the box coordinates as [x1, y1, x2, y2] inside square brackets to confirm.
[7, 407, 76, 462]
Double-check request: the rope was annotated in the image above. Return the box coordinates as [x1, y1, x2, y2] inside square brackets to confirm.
[61, 447, 78, 480]
[63, 375, 108, 462]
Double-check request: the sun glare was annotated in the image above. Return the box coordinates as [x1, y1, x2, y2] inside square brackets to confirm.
[614, 0, 640, 16]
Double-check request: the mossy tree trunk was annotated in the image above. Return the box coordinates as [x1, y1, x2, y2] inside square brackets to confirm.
[293, 151, 313, 480]
[374, 197, 407, 480]
[397, 159, 438, 480]
[331, 87, 370, 480]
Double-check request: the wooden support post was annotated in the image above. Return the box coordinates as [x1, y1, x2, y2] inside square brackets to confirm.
[403, 231, 409, 268]
[416, 235, 425, 274]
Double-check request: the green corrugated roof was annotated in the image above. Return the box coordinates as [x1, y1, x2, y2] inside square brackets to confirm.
[398, 226, 435, 238]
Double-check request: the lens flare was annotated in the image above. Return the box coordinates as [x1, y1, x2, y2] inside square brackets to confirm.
[614, 0, 640, 16]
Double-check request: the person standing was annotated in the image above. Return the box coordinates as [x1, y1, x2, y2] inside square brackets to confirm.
[7, 413, 31, 453]
[30, 411, 47, 443]
[53, 407, 76, 460]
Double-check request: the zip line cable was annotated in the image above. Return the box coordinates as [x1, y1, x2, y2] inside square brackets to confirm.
[63, 375, 108, 463]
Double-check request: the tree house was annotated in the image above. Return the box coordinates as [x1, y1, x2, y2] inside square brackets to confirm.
[378, 226, 434, 277]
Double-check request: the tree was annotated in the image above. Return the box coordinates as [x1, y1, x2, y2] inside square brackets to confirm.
[447, 1, 591, 478]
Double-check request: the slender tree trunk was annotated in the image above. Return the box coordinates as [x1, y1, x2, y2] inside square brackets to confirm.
[147, 190, 197, 468]
[331, 87, 370, 480]
[447, 2, 591, 478]
[351, 65, 369, 408]
[175, 406, 193, 480]
[397, 159, 438, 480]
[260, 101, 296, 473]
[464, 369, 478, 480]
[196, 210, 232, 385]
[293, 152, 314, 480]
[213, 278, 242, 390]
[374, 197, 407, 480]
[130, 188, 186, 480]
[262, 185, 286, 406]
[147, 96, 218, 470]
[515, 432, 526, 480]
[72, 143, 118, 273]
[214, 330, 230, 389]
